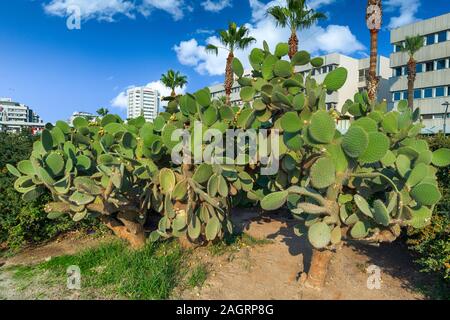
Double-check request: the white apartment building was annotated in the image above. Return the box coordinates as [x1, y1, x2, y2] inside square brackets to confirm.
[390, 13, 450, 134]
[209, 53, 391, 112]
[0, 98, 44, 133]
[127, 87, 160, 122]
[68, 111, 98, 126]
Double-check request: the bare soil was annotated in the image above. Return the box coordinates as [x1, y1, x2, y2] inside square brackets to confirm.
[0, 210, 437, 300]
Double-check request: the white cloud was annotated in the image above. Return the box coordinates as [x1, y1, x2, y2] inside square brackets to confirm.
[44, 0, 191, 21]
[384, 0, 421, 29]
[111, 81, 187, 109]
[308, 0, 336, 10]
[174, 0, 364, 76]
[201, 0, 232, 12]
[44, 0, 135, 21]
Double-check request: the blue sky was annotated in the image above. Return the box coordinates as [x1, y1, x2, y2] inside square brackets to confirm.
[0, 0, 449, 123]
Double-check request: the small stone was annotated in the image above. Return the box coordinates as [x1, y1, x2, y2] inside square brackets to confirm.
[45, 256, 52, 262]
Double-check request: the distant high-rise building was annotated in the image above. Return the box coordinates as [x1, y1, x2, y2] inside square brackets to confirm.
[127, 87, 160, 122]
[390, 13, 450, 134]
[0, 98, 44, 133]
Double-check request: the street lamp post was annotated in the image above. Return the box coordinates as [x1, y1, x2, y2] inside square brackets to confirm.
[443, 102, 450, 136]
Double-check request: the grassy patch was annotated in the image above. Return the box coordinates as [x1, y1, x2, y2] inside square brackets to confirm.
[10, 240, 186, 300]
[187, 264, 208, 288]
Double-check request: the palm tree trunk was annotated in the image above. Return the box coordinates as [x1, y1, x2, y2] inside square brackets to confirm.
[407, 57, 417, 110]
[367, 30, 380, 102]
[288, 31, 299, 59]
[225, 52, 234, 105]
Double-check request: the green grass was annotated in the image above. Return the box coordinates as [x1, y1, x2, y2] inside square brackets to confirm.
[12, 240, 185, 300]
[187, 264, 208, 288]
[208, 232, 272, 256]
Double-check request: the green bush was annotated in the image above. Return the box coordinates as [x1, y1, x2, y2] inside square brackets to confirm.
[407, 134, 449, 290]
[0, 130, 81, 250]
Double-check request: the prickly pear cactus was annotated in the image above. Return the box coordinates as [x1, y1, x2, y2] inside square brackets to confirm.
[232, 41, 450, 251]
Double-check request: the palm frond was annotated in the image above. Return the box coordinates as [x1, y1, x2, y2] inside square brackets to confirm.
[401, 35, 425, 56]
[267, 6, 289, 28]
[205, 44, 219, 56]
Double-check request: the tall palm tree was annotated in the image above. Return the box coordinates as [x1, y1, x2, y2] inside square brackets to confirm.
[401, 35, 425, 109]
[96, 107, 109, 117]
[206, 22, 256, 105]
[267, 0, 326, 59]
[366, 0, 383, 101]
[160, 70, 188, 97]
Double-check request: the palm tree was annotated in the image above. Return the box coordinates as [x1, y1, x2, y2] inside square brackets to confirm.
[96, 108, 109, 117]
[366, 0, 382, 101]
[267, 0, 326, 59]
[401, 35, 425, 109]
[206, 22, 256, 105]
[160, 70, 188, 97]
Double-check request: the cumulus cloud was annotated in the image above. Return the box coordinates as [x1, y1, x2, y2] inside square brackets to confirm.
[43, 0, 191, 21]
[174, 0, 364, 76]
[44, 0, 135, 21]
[201, 0, 232, 12]
[384, 0, 421, 29]
[111, 81, 187, 109]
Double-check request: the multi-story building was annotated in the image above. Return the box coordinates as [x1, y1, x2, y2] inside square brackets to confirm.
[68, 111, 98, 126]
[0, 98, 44, 133]
[127, 87, 160, 122]
[390, 13, 450, 134]
[209, 53, 391, 112]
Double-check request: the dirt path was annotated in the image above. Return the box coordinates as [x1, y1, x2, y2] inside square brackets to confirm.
[177, 209, 432, 300]
[0, 211, 435, 300]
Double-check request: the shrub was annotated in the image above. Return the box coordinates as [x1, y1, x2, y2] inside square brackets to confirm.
[406, 134, 450, 290]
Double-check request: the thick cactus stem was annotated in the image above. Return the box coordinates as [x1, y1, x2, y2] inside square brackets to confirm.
[304, 249, 333, 290]
[101, 214, 146, 250]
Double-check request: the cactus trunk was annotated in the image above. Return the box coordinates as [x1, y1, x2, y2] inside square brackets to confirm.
[288, 31, 298, 59]
[225, 52, 235, 105]
[101, 214, 146, 249]
[367, 30, 379, 101]
[305, 249, 333, 290]
[407, 57, 417, 110]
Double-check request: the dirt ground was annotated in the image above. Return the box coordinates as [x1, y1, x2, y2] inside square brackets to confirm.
[0, 210, 438, 300]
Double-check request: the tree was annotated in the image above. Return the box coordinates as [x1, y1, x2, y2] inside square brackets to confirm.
[206, 22, 256, 105]
[97, 108, 109, 117]
[267, 0, 326, 59]
[160, 70, 188, 97]
[366, 0, 383, 101]
[401, 35, 425, 109]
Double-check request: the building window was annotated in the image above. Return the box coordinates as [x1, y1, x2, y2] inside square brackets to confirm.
[425, 61, 434, 72]
[437, 59, 446, 70]
[436, 87, 445, 97]
[426, 34, 435, 45]
[416, 63, 423, 73]
[394, 43, 403, 52]
[448, 86, 450, 96]
[414, 89, 422, 99]
[438, 31, 447, 43]
[394, 67, 402, 76]
[393, 92, 401, 101]
[424, 88, 433, 98]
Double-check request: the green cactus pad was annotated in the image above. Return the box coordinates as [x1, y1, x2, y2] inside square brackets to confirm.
[193, 164, 213, 184]
[381, 112, 399, 134]
[358, 132, 389, 164]
[261, 191, 289, 211]
[51, 127, 66, 145]
[293, 93, 305, 110]
[275, 43, 289, 57]
[352, 118, 378, 132]
[74, 177, 103, 195]
[232, 58, 244, 77]
[41, 129, 54, 152]
[407, 206, 432, 228]
[310, 57, 324, 68]
[330, 226, 342, 245]
[179, 94, 198, 114]
[396, 154, 411, 178]
[240, 86, 256, 102]
[159, 168, 176, 193]
[249, 48, 265, 66]
[431, 148, 450, 167]
[410, 183, 442, 206]
[372, 200, 390, 226]
[291, 51, 310, 66]
[323, 67, 347, 91]
[308, 110, 336, 144]
[45, 153, 65, 177]
[188, 215, 201, 240]
[194, 88, 211, 107]
[283, 132, 304, 151]
[274, 60, 292, 78]
[342, 126, 369, 158]
[262, 55, 278, 80]
[406, 163, 428, 187]
[354, 194, 373, 218]
[280, 112, 302, 133]
[310, 157, 336, 189]
[17, 160, 35, 176]
[308, 222, 331, 249]
[173, 180, 188, 200]
[69, 191, 95, 206]
[350, 221, 368, 239]
[6, 164, 21, 178]
[206, 216, 220, 241]
[73, 117, 89, 129]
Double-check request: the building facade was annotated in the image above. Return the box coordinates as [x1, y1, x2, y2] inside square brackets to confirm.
[390, 13, 450, 134]
[209, 53, 391, 112]
[127, 87, 160, 122]
[0, 98, 44, 133]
